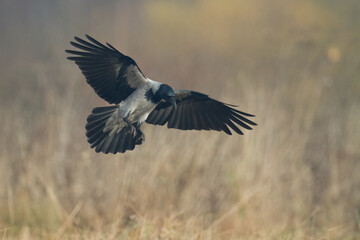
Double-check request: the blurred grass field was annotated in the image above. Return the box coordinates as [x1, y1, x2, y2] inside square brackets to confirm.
[1, 0, 360, 239]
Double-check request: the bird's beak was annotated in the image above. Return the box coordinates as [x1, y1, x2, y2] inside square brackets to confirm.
[169, 97, 177, 109]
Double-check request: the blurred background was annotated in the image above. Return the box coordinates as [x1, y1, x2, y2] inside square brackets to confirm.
[1, 0, 360, 239]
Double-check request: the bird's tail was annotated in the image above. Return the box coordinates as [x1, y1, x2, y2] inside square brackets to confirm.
[85, 106, 141, 154]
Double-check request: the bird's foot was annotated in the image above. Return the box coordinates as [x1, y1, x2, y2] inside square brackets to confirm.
[124, 117, 136, 135]
[135, 132, 145, 145]
[134, 125, 145, 145]
[126, 125, 136, 135]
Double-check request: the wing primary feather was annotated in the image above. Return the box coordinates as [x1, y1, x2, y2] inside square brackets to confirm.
[74, 58, 116, 63]
[65, 50, 99, 57]
[225, 119, 244, 135]
[70, 41, 103, 54]
[213, 103, 243, 134]
[229, 115, 252, 130]
[220, 122, 232, 135]
[230, 110, 257, 126]
[74, 36, 106, 52]
[203, 111, 221, 131]
[106, 42, 122, 54]
[78, 63, 115, 71]
[73, 60, 115, 67]
[67, 57, 103, 62]
[86, 34, 112, 51]
[214, 101, 243, 135]
[209, 103, 233, 134]
[229, 107, 256, 117]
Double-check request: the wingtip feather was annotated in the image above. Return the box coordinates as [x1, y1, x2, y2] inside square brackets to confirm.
[74, 36, 84, 42]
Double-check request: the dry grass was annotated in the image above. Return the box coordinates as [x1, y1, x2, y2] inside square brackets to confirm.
[1, 0, 360, 239]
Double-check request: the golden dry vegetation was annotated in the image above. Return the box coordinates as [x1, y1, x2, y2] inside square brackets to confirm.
[1, 0, 360, 239]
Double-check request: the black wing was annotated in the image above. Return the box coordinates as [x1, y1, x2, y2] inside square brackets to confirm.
[66, 35, 148, 104]
[146, 90, 257, 135]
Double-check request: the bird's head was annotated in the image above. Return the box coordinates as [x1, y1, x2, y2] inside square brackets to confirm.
[156, 84, 177, 109]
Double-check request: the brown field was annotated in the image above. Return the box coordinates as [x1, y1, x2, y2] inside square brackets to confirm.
[1, 0, 360, 239]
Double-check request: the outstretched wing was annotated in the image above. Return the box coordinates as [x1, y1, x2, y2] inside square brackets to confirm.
[146, 90, 257, 135]
[66, 35, 148, 104]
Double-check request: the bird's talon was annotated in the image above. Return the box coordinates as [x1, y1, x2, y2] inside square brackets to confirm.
[135, 133, 145, 145]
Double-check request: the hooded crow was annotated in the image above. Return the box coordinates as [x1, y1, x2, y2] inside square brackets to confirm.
[66, 35, 256, 154]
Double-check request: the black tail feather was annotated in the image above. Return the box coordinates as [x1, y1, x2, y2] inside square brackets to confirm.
[86, 106, 142, 154]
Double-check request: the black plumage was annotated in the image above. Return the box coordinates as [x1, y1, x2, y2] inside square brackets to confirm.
[66, 35, 145, 104]
[66, 35, 257, 154]
[146, 90, 256, 135]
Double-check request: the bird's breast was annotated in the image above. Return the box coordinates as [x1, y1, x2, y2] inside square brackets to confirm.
[120, 88, 158, 124]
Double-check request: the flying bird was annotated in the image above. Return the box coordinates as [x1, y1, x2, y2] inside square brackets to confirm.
[66, 35, 256, 154]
